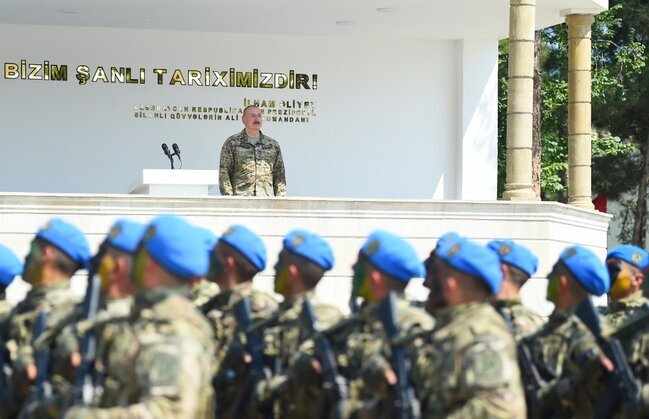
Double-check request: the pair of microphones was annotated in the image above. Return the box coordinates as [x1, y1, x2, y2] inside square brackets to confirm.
[161, 143, 181, 169]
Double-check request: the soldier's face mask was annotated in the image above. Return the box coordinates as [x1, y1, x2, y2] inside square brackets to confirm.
[608, 261, 634, 300]
[546, 266, 561, 303]
[207, 249, 224, 283]
[352, 258, 371, 301]
[131, 246, 148, 290]
[23, 240, 44, 285]
[425, 258, 448, 315]
[98, 252, 117, 294]
[273, 252, 291, 296]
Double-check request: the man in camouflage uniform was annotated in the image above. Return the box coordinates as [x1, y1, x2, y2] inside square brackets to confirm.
[199, 224, 278, 418]
[63, 214, 217, 418]
[0, 244, 22, 322]
[246, 229, 341, 418]
[413, 233, 526, 418]
[602, 244, 649, 328]
[18, 219, 145, 418]
[0, 218, 90, 419]
[521, 245, 612, 418]
[488, 239, 544, 341]
[219, 105, 287, 196]
[293, 230, 434, 419]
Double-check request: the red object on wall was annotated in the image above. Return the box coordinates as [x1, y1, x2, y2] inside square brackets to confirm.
[593, 194, 607, 213]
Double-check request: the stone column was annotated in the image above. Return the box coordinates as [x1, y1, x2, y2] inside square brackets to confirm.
[566, 14, 595, 210]
[503, 0, 538, 201]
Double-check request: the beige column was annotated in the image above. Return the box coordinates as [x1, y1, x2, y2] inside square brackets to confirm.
[566, 14, 595, 210]
[503, 0, 538, 201]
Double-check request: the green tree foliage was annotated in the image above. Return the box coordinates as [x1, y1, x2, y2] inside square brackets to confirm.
[498, 2, 645, 203]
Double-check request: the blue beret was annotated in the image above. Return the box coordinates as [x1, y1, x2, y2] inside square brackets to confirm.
[195, 227, 218, 254]
[0, 244, 22, 286]
[559, 245, 610, 296]
[142, 215, 209, 278]
[219, 225, 266, 271]
[488, 239, 539, 278]
[607, 245, 649, 270]
[435, 232, 461, 254]
[105, 219, 146, 254]
[361, 230, 424, 282]
[36, 218, 91, 270]
[437, 236, 503, 294]
[283, 229, 334, 271]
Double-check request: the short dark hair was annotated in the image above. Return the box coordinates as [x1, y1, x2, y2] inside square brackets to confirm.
[283, 250, 325, 289]
[505, 263, 530, 288]
[219, 241, 260, 281]
[243, 105, 261, 116]
[37, 238, 78, 277]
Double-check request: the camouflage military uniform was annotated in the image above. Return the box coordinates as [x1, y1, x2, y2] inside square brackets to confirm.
[604, 290, 649, 329]
[293, 294, 433, 419]
[219, 129, 287, 196]
[0, 281, 79, 418]
[201, 282, 278, 418]
[492, 298, 544, 342]
[190, 278, 220, 308]
[0, 295, 12, 324]
[64, 287, 216, 418]
[521, 307, 608, 419]
[412, 302, 525, 419]
[251, 291, 342, 418]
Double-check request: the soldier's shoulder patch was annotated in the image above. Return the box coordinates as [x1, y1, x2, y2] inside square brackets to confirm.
[461, 339, 511, 389]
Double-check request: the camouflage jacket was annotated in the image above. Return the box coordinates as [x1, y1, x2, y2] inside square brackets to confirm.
[412, 302, 525, 419]
[0, 281, 79, 418]
[219, 130, 287, 197]
[202, 282, 278, 419]
[0, 296, 12, 324]
[605, 290, 649, 329]
[189, 279, 219, 308]
[491, 298, 545, 342]
[253, 291, 343, 418]
[293, 294, 433, 419]
[63, 286, 216, 419]
[521, 306, 608, 419]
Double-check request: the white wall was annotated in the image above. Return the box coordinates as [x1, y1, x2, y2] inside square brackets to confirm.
[0, 24, 498, 200]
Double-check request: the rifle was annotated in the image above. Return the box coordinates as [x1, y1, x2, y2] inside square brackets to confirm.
[32, 310, 52, 398]
[70, 272, 102, 406]
[575, 297, 641, 418]
[497, 306, 547, 415]
[299, 297, 345, 417]
[608, 303, 649, 340]
[376, 292, 420, 419]
[228, 296, 270, 418]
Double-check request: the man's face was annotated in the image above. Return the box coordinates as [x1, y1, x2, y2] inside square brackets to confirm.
[207, 246, 225, 285]
[273, 250, 291, 296]
[23, 239, 44, 285]
[425, 258, 448, 315]
[608, 259, 637, 300]
[243, 107, 262, 132]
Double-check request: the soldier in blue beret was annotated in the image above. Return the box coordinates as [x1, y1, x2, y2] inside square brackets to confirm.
[188, 227, 220, 308]
[0, 244, 22, 322]
[0, 218, 90, 417]
[520, 244, 612, 418]
[488, 239, 544, 341]
[603, 244, 649, 328]
[292, 230, 433, 419]
[413, 234, 525, 418]
[243, 229, 343, 418]
[200, 224, 278, 419]
[64, 214, 217, 418]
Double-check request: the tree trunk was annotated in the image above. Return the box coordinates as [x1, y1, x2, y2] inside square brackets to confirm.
[632, 131, 649, 247]
[532, 30, 542, 198]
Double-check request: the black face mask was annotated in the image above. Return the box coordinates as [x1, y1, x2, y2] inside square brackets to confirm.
[207, 250, 224, 283]
[607, 261, 622, 285]
[424, 255, 447, 315]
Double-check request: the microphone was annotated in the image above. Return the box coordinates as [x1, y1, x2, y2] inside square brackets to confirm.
[161, 143, 174, 169]
[172, 143, 181, 160]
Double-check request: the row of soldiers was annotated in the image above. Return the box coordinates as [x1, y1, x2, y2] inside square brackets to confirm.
[0, 214, 648, 418]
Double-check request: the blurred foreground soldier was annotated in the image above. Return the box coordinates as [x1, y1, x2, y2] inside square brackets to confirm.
[199, 225, 278, 418]
[190, 227, 220, 307]
[219, 105, 287, 197]
[294, 230, 433, 419]
[521, 245, 612, 418]
[250, 229, 341, 418]
[63, 214, 216, 418]
[19, 219, 145, 418]
[488, 239, 544, 341]
[603, 244, 649, 328]
[0, 218, 90, 419]
[413, 234, 525, 418]
[0, 244, 22, 321]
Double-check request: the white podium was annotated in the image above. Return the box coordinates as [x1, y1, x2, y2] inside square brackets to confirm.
[130, 169, 219, 196]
